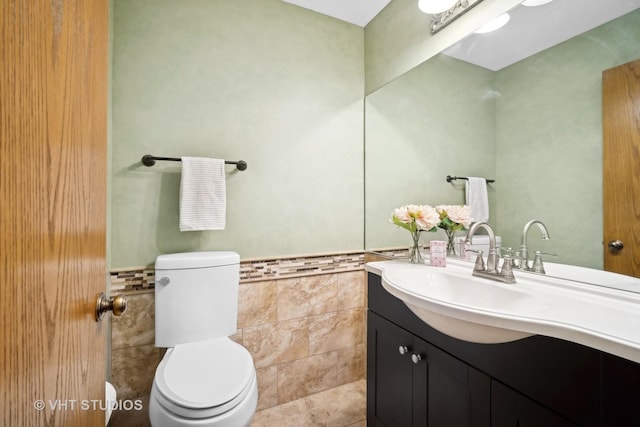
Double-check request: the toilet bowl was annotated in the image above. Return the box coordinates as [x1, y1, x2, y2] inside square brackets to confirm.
[149, 252, 258, 426]
[149, 337, 258, 426]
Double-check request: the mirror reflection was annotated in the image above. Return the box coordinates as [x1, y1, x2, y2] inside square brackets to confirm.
[364, 2, 640, 291]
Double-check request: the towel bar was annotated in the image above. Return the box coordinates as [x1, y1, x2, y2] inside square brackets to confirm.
[141, 154, 247, 171]
[446, 175, 494, 183]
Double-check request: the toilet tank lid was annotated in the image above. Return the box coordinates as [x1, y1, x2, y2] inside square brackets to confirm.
[155, 251, 239, 270]
[454, 235, 501, 245]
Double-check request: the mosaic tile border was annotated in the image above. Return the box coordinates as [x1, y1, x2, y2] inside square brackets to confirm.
[109, 250, 405, 294]
[110, 267, 155, 293]
[240, 251, 364, 282]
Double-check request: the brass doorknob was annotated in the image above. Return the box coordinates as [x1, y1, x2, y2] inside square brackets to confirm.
[608, 240, 624, 253]
[95, 293, 128, 322]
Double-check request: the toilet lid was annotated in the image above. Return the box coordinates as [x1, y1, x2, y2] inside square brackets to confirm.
[155, 337, 254, 409]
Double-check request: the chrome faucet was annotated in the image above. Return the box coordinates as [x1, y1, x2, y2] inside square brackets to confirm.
[519, 219, 550, 271]
[465, 222, 515, 283]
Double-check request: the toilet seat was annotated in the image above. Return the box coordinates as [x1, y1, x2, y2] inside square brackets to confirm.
[153, 337, 255, 419]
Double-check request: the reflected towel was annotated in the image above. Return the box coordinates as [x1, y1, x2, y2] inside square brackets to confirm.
[466, 177, 489, 223]
[179, 157, 226, 231]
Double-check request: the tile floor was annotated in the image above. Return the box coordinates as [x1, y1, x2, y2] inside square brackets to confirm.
[251, 380, 366, 427]
[109, 380, 366, 427]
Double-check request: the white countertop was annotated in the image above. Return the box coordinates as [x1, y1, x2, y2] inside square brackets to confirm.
[366, 259, 640, 364]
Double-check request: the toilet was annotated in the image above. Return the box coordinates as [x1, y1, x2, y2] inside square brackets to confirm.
[149, 252, 258, 427]
[455, 235, 502, 260]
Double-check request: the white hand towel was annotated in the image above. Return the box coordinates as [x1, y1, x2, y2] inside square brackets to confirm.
[179, 157, 226, 231]
[466, 177, 489, 223]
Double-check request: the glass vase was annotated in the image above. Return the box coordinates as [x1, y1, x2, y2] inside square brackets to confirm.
[408, 231, 424, 264]
[444, 229, 457, 257]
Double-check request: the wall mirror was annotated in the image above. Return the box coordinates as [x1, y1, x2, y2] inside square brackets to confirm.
[364, 0, 640, 291]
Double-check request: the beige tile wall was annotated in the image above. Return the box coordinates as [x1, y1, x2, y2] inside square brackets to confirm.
[109, 267, 367, 426]
[242, 271, 366, 409]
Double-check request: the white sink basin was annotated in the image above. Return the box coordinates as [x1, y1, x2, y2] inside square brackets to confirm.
[365, 259, 640, 363]
[403, 306, 534, 344]
[378, 263, 548, 343]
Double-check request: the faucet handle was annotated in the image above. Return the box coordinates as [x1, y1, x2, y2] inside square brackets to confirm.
[467, 249, 486, 272]
[511, 250, 526, 269]
[499, 256, 517, 283]
[498, 247, 513, 256]
[498, 247, 519, 268]
[531, 251, 557, 274]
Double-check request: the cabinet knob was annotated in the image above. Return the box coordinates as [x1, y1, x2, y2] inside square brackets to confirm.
[398, 345, 409, 355]
[411, 354, 423, 364]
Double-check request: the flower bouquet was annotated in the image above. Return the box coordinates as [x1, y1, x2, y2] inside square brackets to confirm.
[435, 205, 473, 255]
[391, 204, 440, 263]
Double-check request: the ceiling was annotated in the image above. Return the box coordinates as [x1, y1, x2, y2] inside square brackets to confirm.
[281, 0, 391, 27]
[281, 0, 640, 70]
[444, 0, 640, 70]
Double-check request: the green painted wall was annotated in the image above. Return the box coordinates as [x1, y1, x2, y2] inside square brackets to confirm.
[495, 9, 640, 269]
[365, 54, 496, 249]
[110, 0, 639, 270]
[111, 0, 364, 267]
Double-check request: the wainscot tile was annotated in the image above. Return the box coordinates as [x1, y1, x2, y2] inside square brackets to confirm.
[243, 318, 309, 368]
[337, 344, 366, 384]
[277, 274, 338, 321]
[277, 352, 338, 404]
[238, 280, 277, 327]
[337, 271, 366, 310]
[111, 292, 155, 350]
[309, 308, 364, 355]
[111, 345, 160, 401]
[255, 366, 278, 411]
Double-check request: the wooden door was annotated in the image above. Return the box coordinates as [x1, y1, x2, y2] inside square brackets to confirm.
[602, 59, 640, 277]
[1, 1, 108, 426]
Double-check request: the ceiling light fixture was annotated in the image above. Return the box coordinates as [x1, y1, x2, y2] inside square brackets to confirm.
[428, 0, 485, 34]
[521, 0, 554, 6]
[418, 0, 458, 14]
[474, 12, 510, 33]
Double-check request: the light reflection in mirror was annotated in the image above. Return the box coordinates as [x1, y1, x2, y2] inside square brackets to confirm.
[364, 4, 640, 292]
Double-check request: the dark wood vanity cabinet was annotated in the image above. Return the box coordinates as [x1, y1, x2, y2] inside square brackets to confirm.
[368, 312, 490, 427]
[367, 272, 640, 427]
[368, 314, 423, 427]
[491, 380, 579, 427]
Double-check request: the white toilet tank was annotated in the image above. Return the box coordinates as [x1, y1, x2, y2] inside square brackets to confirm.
[154, 251, 240, 347]
[455, 235, 502, 260]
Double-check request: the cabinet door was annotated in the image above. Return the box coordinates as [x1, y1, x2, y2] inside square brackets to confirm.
[425, 344, 490, 427]
[368, 313, 490, 427]
[492, 381, 579, 427]
[602, 353, 640, 426]
[368, 313, 417, 427]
